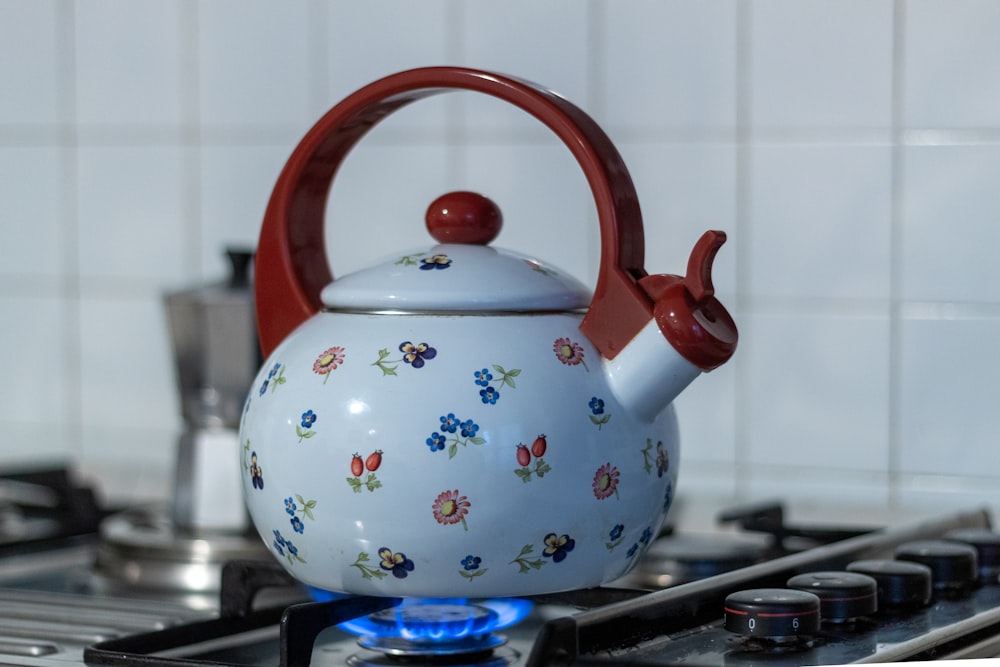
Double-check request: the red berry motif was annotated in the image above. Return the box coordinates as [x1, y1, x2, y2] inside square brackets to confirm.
[516, 444, 531, 467]
[350, 453, 364, 477]
[365, 450, 383, 472]
[531, 434, 547, 458]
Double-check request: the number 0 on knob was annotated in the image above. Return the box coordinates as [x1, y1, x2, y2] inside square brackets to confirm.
[724, 588, 821, 638]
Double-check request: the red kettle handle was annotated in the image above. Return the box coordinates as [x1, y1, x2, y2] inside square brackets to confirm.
[256, 66, 651, 358]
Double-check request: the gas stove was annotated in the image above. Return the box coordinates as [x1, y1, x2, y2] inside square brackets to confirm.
[2, 466, 999, 666]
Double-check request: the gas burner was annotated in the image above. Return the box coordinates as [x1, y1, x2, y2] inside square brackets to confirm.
[341, 598, 533, 663]
[359, 603, 505, 656]
[627, 531, 772, 588]
[92, 506, 268, 607]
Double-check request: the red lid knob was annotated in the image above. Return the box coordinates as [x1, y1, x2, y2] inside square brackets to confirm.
[425, 191, 503, 245]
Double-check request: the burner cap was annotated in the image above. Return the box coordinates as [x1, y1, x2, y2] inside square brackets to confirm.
[357, 603, 506, 657]
[93, 507, 268, 600]
[630, 532, 770, 587]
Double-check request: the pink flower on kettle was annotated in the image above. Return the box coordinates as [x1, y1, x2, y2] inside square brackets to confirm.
[432, 489, 471, 530]
[553, 337, 589, 371]
[313, 346, 345, 383]
[593, 463, 620, 500]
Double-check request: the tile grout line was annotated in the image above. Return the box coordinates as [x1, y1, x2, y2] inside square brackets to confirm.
[732, 0, 752, 499]
[887, 0, 907, 509]
[58, 0, 84, 463]
[181, 0, 202, 278]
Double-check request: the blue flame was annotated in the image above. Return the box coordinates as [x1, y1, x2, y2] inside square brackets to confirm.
[336, 597, 534, 642]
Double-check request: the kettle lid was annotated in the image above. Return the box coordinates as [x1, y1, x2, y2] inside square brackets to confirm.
[319, 192, 591, 312]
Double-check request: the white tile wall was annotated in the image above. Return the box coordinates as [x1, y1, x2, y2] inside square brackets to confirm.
[1, 0, 998, 517]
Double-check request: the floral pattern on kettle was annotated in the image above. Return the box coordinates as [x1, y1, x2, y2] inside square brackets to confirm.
[640, 438, 670, 478]
[283, 494, 317, 535]
[588, 397, 612, 430]
[347, 451, 383, 493]
[394, 252, 452, 270]
[312, 346, 345, 383]
[351, 552, 386, 580]
[514, 435, 551, 483]
[625, 526, 655, 562]
[459, 554, 487, 581]
[509, 532, 575, 573]
[243, 440, 264, 490]
[606, 524, 625, 551]
[592, 463, 621, 500]
[419, 254, 452, 270]
[474, 365, 520, 405]
[272, 530, 305, 565]
[553, 337, 589, 371]
[425, 413, 485, 459]
[296, 409, 317, 442]
[258, 363, 286, 395]
[379, 548, 415, 578]
[395, 253, 425, 267]
[432, 489, 471, 530]
[372, 342, 437, 376]
[349, 549, 416, 580]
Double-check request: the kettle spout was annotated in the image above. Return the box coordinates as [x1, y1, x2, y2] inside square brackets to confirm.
[605, 231, 738, 421]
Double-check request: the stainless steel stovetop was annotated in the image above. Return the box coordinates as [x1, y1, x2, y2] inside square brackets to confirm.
[2, 466, 1000, 667]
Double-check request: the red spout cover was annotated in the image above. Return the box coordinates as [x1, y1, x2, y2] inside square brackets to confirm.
[638, 231, 738, 371]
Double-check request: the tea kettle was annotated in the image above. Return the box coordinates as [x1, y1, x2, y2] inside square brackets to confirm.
[239, 67, 737, 597]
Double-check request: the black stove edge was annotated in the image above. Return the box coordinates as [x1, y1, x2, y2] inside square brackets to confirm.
[84, 605, 286, 667]
[524, 506, 993, 667]
[856, 605, 1000, 662]
[83, 596, 401, 667]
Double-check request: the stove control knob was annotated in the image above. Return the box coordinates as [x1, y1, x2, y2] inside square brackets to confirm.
[847, 559, 933, 609]
[895, 539, 978, 595]
[945, 529, 1000, 585]
[786, 571, 878, 622]
[724, 588, 820, 639]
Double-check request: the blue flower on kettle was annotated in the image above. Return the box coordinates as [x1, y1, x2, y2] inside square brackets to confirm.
[259, 363, 286, 395]
[474, 368, 493, 387]
[460, 419, 479, 438]
[426, 432, 446, 452]
[440, 413, 459, 433]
